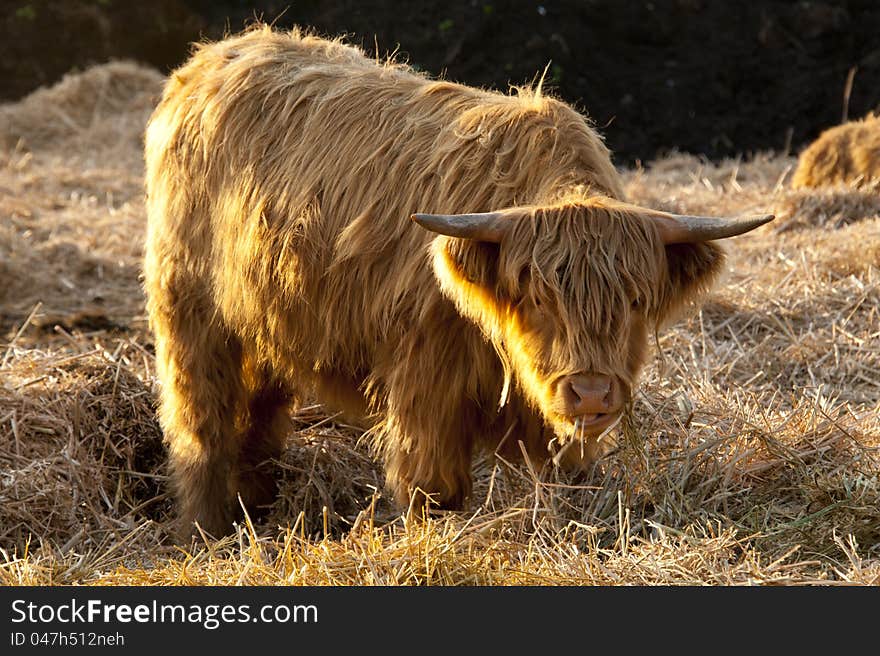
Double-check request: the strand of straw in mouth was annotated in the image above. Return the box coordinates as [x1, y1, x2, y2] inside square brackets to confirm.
[552, 413, 624, 467]
[578, 417, 585, 458]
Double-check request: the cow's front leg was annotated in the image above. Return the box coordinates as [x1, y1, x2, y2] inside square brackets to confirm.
[374, 318, 486, 513]
[378, 392, 478, 513]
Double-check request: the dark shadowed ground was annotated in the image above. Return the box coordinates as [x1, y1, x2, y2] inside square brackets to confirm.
[2, 1, 879, 163]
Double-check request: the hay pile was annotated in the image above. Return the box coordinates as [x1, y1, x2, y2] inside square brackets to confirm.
[1, 65, 879, 585]
[0, 62, 151, 336]
[775, 181, 880, 234]
[0, 346, 167, 560]
[0, 61, 163, 161]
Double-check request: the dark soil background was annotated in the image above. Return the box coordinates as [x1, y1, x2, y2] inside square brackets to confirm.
[2, 0, 879, 163]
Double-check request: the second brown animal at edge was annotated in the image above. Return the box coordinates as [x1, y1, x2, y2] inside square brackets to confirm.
[792, 113, 880, 189]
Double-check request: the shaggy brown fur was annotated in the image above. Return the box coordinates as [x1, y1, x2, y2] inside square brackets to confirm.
[792, 113, 880, 189]
[144, 26, 727, 536]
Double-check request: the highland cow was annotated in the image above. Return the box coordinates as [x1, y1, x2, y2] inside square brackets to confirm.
[144, 27, 773, 535]
[792, 113, 880, 189]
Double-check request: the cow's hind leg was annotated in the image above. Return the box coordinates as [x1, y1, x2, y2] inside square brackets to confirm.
[149, 277, 247, 538]
[236, 364, 293, 518]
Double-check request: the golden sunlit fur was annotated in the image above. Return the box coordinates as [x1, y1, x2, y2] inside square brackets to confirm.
[792, 113, 880, 189]
[144, 26, 724, 535]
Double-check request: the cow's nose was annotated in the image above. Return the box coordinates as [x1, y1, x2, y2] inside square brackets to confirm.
[562, 374, 616, 416]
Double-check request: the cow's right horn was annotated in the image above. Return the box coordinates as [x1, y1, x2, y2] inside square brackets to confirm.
[651, 211, 775, 244]
[411, 211, 507, 243]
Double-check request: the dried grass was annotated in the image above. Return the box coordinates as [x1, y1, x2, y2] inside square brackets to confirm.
[0, 61, 163, 161]
[1, 66, 878, 586]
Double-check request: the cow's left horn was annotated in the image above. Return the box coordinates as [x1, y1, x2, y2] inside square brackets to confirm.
[411, 212, 506, 243]
[652, 212, 775, 245]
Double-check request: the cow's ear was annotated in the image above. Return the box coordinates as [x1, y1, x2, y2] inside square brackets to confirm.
[658, 241, 726, 322]
[441, 236, 501, 292]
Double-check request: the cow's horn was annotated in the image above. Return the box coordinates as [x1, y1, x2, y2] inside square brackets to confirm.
[411, 211, 506, 243]
[652, 212, 775, 244]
